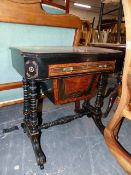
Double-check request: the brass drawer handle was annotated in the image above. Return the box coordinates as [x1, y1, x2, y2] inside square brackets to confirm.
[99, 64, 108, 68]
[63, 67, 73, 72]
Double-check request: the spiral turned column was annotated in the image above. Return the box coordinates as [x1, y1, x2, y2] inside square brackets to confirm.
[23, 78, 30, 122]
[29, 80, 38, 134]
[93, 74, 106, 134]
[95, 74, 106, 115]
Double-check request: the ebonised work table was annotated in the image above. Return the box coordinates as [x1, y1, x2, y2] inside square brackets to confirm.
[10, 46, 123, 169]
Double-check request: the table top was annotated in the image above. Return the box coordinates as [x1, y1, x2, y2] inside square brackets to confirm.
[10, 46, 122, 55]
[11, 46, 123, 80]
[88, 43, 126, 51]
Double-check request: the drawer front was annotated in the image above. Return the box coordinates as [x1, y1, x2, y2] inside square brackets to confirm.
[48, 61, 115, 77]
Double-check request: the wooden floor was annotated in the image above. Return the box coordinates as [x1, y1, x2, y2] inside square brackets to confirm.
[0, 97, 130, 175]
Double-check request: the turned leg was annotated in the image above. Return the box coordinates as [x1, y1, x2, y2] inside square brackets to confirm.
[23, 78, 30, 119]
[29, 80, 39, 134]
[82, 74, 107, 134]
[93, 74, 107, 133]
[103, 72, 122, 118]
[102, 89, 118, 118]
[75, 101, 80, 112]
[74, 100, 85, 113]
[21, 78, 30, 132]
[28, 80, 46, 169]
[95, 74, 106, 115]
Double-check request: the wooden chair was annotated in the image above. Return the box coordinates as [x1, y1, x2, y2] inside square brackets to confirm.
[104, 0, 131, 174]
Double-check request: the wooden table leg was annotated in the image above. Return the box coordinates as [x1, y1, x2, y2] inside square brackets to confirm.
[22, 79, 46, 169]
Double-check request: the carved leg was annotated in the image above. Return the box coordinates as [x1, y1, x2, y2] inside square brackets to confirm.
[23, 80, 46, 169]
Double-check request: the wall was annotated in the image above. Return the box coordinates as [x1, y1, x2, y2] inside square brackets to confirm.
[0, 5, 75, 105]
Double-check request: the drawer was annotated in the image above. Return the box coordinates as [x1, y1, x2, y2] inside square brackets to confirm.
[48, 61, 115, 77]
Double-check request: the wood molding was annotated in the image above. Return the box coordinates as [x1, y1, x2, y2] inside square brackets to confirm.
[0, 81, 23, 91]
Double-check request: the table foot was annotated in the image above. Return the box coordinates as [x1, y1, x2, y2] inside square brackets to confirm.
[21, 122, 46, 169]
[31, 133, 46, 169]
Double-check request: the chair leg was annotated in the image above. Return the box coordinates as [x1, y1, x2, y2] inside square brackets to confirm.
[104, 113, 131, 174]
[104, 0, 131, 172]
[104, 74, 131, 174]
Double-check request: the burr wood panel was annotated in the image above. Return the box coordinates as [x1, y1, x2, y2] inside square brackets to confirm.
[45, 74, 100, 104]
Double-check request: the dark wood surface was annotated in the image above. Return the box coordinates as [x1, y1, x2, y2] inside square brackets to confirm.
[89, 43, 126, 72]
[13, 45, 123, 53]
[11, 46, 122, 105]
[11, 46, 122, 80]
